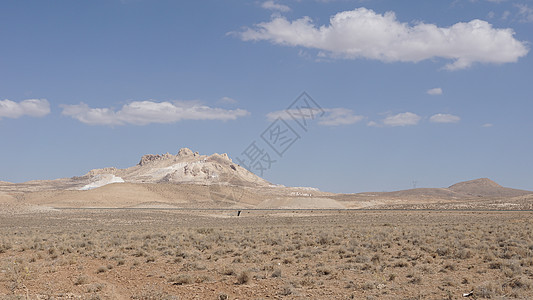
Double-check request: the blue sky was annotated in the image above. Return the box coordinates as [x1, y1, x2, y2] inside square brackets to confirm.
[1, 0, 532, 193]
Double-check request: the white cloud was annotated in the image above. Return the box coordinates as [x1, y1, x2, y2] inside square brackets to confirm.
[318, 108, 365, 126]
[218, 96, 238, 104]
[516, 4, 533, 23]
[482, 123, 494, 127]
[266, 109, 290, 121]
[0, 99, 50, 119]
[237, 7, 529, 70]
[383, 112, 421, 127]
[429, 113, 461, 123]
[261, 1, 291, 12]
[266, 107, 364, 126]
[61, 100, 250, 126]
[367, 121, 379, 127]
[427, 88, 443, 95]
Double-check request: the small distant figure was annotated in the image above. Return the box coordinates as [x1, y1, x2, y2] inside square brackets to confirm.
[237, 210, 241, 216]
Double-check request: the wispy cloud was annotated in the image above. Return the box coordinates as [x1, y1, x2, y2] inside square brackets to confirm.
[61, 100, 250, 126]
[516, 4, 533, 23]
[0, 99, 50, 119]
[318, 108, 365, 126]
[218, 96, 238, 105]
[267, 108, 364, 126]
[427, 88, 443, 95]
[236, 7, 529, 70]
[382, 112, 422, 127]
[429, 113, 461, 123]
[367, 121, 379, 127]
[261, 1, 291, 12]
[482, 123, 494, 128]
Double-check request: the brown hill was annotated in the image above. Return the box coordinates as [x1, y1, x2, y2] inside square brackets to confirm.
[332, 178, 533, 209]
[448, 178, 531, 198]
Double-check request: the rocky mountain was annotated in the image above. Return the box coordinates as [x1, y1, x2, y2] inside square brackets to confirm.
[0, 148, 271, 193]
[80, 147, 270, 189]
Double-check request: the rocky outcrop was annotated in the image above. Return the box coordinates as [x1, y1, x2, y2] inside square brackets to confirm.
[138, 153, 174, 166]
[177, 148, 194, 157]
[87, 167, 118, 176]
[139, 148, 201, 166]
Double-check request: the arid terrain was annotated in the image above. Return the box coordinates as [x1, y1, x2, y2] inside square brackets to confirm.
[1, 210, 533, 299]
[1, 149, 533, 299]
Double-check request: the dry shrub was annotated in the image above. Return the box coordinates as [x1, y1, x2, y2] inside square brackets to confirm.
[504, 276, 532, 290]
[168, 274, 192, 285]
[74, 274, 89, 285]
[280, 284, 294, 296]
[475, 282, 496, 298]
[86, 283, 105, 293]
[237, 271, 251, 284]
[316, 267, 332, 276]
[436, 247, 450, 257]
[132, 284, 178, 300]
[393, 260, 408, 268]
[271, 268, 282, 278]
[221, 266, 235, 276]
[195, 275, 211, 283]
[361, 281, 375, 290]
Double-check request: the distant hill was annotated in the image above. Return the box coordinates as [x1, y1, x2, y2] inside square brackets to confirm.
[448, 178, 530, 198]
[332, 178, 533, 209]
[378, 178, 532, 199]
[1, 147, 532, 211]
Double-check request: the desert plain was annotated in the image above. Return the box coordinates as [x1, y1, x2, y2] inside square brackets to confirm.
[1, 149, 533, 299]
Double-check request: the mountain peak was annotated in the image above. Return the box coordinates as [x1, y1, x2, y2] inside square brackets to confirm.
[177, 148, 195, 157]
[138, 148, 201, 166]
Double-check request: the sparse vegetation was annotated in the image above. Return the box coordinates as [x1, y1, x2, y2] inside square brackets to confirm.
[1, 210, 533, 299]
